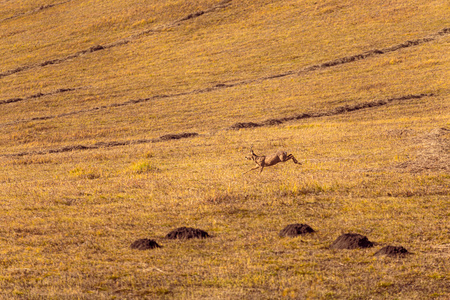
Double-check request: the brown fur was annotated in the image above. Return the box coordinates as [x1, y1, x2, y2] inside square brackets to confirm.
[244, 149, 301, 174]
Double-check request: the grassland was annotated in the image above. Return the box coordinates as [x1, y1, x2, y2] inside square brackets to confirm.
[0, 0, 449, 298]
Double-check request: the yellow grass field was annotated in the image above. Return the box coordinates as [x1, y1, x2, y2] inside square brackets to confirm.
[0, 0, 449, 298]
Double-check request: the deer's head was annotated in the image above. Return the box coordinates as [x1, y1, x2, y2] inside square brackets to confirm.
[245, 148, 256, 161]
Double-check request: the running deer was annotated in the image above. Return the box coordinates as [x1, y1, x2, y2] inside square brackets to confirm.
[244, 148, 302, 174]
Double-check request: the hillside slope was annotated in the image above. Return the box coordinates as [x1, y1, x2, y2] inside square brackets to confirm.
[0, 0, 449, 298]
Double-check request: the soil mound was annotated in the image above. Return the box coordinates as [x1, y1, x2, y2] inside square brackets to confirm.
[279, 224, 315, 237]
[166, 227, 210, 239]
[130, 239, 161, 250]
[159, 132, 198, 140]
[229, 122, 262, 129]
[374, 245, 409, 257]
[330, 233, 374, 249]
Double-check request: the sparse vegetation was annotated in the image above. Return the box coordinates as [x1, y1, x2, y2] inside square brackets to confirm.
[0, 0, 449, 298]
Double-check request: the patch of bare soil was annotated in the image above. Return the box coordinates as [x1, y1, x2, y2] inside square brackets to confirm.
[398, 127, 450, 172]
[279, 224, 315, 237]
[130, 239, 162, 250]
[166, 227, 210, 239]
[374, 245, 409, 257]
[330, 233, 374, 249]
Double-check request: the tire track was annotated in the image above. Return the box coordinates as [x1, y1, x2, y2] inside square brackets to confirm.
[229, 93, 434, 129]
[0, 27, 447, 128]
[0, 87, 85, 106]
[0, 1, 73, 23]
[0, 0, 232, 79]
[0, 93, 433, 157]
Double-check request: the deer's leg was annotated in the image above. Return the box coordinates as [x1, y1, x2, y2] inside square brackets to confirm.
[259, 166, 264, 173]
[286, 154, 301, 164]
[244, 166, 261, 174]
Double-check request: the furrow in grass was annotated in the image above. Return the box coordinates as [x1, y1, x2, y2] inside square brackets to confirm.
[1, 93, 433, 157]
[0, 0, 232, 79]
[0, 1, 73, 23]
[1, 27, 447, 128]
[1, 133, 199, 157]
[297, 28, 450, 74]
[0, 91, 193, 128]
[0, 87, 86, 105]
[229, 93, 435, 129]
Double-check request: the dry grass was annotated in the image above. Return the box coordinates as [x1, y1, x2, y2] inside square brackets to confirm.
[0, 0, 449, 298]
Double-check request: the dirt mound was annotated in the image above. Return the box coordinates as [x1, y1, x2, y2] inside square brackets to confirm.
[159, 132, 198, 140]
[279, 224, 315, 237]
[330, 233, 374, 249]
[166, 227, 210, 239]
[130, 239, 162, 250]
[229, 122, 262, 129]
[398, 127, 450, 172]
[179, 11, 205, 21]
[374, 245, 409, 257]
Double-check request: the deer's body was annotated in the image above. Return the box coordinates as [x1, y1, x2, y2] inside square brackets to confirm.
[245, 149, 301, 174]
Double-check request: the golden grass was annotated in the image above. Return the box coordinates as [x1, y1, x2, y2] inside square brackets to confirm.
[1, 0, 449, 298]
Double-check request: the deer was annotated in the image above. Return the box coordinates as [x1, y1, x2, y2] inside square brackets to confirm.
[244, 147, 302, 174]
